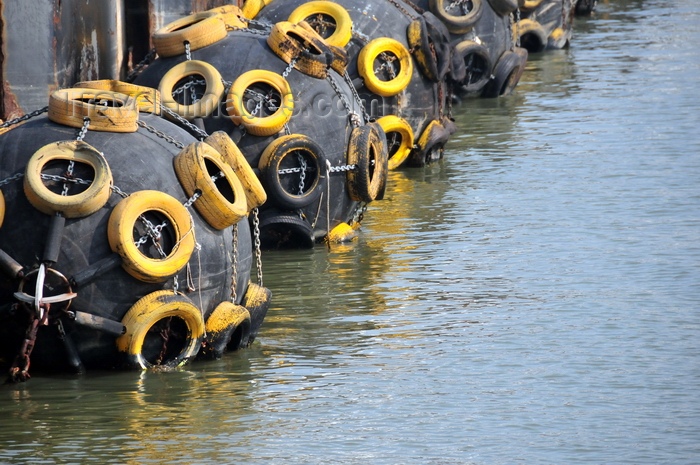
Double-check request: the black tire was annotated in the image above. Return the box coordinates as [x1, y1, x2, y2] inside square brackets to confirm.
[488, 0, 518, 16]
[258, 134, 327, 210]
[481, 50, 523, 98]
[347, 124, 388, 203]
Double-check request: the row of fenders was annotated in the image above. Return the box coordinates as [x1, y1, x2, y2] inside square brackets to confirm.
[0, 0, 592, 379]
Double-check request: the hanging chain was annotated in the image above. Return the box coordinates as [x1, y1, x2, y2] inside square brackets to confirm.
[76, 117, 90, 142]
[282, 57, 299, 79]
[297, 155, 307, 194]
[252, 208, 263, 286]
[327, 73, 362, 127]
[350, 201, 368, 226]
[159, 106, 209, 140]
[126, 48, 156, 83]
[185, 41, 192, 61]
[230, 224, 238, 303]
[342, 70, 371, 122]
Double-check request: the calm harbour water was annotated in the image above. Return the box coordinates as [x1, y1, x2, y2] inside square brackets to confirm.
[2, 1, 699, 463]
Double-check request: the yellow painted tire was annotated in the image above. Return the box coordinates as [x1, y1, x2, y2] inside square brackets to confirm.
[376, 115, 414, 170]
[241, 0, 274, 19]
[206, 5, 248, 29]
[107, 190, 195, 283]
[75, 80, 161, 114]
[226, 69, 294, 137]
[204, 131, 267, 210]
[242, 281, 272, 343]
[288, 1, 353, 48]
[521, 0, 544, 11]
[48, 88, 138, 133]
[202, 302, 252, 358]
[23, 141, 113, 218]
[159, 60, 225, 120]
[152, 11, 227, 58]
[357, 38, 413, 97]
[429, 0, 483, 34]
[267, 21, 333, 79]
[412, 119, 450, 166]
[407, 18, 441, 82]
[514, 19, 548, 53]
[0, 190, 5, 229]
[329, 44, 349, 75]
[258, 134, 327, 210]
[347, 124, 388, 202]
[295, 20, 348, 75]
[174, 142, 248, 230]
[116, 291, 205, 369]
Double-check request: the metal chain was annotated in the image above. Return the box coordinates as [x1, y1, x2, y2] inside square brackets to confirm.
[126, 48, 156, 83]
[376, 52, 399, 80]
[350, 201, 368, 226]
[282, 57, 299, 79]
[342, 71, 371, 121]
[447, 0, 474, 13]
[183, 191, 202, 209]
[159, 106, 209, 140]
[230, 224, 238, 303]
[328, 164, 357, 173]
[0, 172, 24, 187]
[76, 117, 90, 142]
[252, 208, 263, 286]
[136, 120, 185, 149]
[185, 41, 192, 61]
[514, 9, 521, 48]
[0, 106, 48, 129]
[43, 173, 91, 186]
[386, 0, 418, 20]
[297, 155, 307, 194]
[172, 79, 207, 97]
[326, 73, 362, 127]
[61, 160, 76, 197]
[110, 184, 130, 198]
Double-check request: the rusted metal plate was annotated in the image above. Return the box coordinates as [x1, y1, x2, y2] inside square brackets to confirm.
[0, 0, 242, 119]
[1, 0, 125, 119]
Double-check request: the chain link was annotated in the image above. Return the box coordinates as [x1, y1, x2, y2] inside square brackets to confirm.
[0, 172, 24, 187]
[0, 106, 49, 129]
[185, 41, 192, 61]
[171, 79, 207, 97]
[328, 164, 357, 173]
[110, 184, 130, 198]
[350, 201, 368, 226]
[126, 48, 156, 83]
[282, 57, 298, 79]
[386, 0, 418, 20]
[136, 120, 185, 149]
[230, 224, 238, 303]
[76, 117, 90, 142]
[297, 155, 307, 194]
[159, 105, 209, 140]
[326, 73, 362, 127]
[252, 208, 263, 286]
[342, 71, 371, 121]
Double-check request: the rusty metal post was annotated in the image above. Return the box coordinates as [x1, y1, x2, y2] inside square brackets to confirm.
[1, 0, 126, 120]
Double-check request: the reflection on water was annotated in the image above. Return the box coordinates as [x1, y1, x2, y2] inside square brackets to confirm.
[2, 1, 700, 463]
